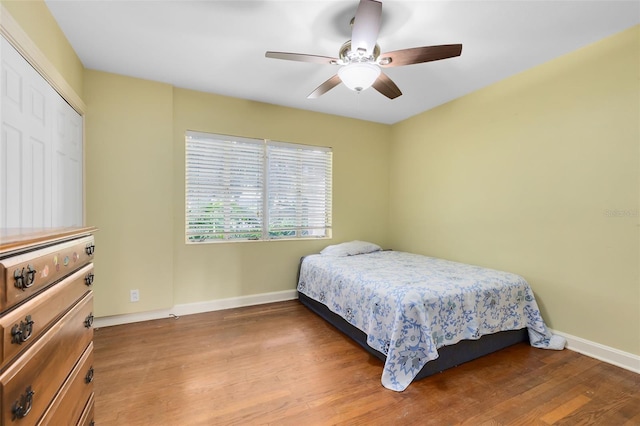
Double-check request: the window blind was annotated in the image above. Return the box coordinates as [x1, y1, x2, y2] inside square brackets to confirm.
[185, 131, 332, 243]
[267, 142, 332, 239]
[186, 133, 264, 241]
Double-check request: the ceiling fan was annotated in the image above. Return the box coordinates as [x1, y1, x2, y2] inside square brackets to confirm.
[265, 0, 462, 100]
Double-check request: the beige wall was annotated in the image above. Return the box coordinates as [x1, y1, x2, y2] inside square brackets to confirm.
[389, 26, 639, 355]
[82, 76, 390, 315]
[1, 0, 84, 97]
[84, 70, 174, 316]
[172, 88, 390, 304]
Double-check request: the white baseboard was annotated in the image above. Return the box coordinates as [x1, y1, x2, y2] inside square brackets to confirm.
[94, 295, 639, 376]
[550, 328, 640, 374]
[93, 289, 298, 328]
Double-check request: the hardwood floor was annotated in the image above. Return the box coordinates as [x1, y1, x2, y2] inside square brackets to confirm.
[93, 300, 640, 425]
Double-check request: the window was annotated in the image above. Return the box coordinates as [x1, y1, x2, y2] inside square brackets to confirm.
[185, 131, 332, 243]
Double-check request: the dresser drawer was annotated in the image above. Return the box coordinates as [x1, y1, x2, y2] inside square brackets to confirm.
[77, 392, 94, 426]
[37, 342, 93, 426]
[0, 293, 93, 425]
[0, 235, 94, 312]
[0, 264, 93, 370]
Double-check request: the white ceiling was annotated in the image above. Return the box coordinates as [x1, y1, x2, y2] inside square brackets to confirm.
[45, 1, 639, 125]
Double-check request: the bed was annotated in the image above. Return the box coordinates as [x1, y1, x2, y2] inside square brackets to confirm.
[297, 241, 565, 391]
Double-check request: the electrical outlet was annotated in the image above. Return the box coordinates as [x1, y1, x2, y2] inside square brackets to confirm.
[130, 289, 140, 303]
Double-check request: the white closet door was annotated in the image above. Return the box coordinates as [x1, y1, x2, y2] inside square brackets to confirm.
[1, 36, 82, 228]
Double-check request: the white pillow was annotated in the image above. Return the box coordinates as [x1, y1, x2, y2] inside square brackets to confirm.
[320, 240, 381, 257]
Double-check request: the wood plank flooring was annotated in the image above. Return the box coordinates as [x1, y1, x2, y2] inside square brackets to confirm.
[93, 300, 640, 425]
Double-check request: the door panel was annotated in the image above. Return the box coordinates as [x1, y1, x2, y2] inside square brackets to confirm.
[1, 124, 23, 228]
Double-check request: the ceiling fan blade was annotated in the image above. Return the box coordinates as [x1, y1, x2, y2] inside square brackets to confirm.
[307, 74, 342, 99]
[265, 51, 338, 65]
[372, 72, 402, 99]
[351, 0, 382, 56]
[379, 44, 463, 68]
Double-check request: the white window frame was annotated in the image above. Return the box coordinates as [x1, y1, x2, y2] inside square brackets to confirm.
[185, 131, 332, 243]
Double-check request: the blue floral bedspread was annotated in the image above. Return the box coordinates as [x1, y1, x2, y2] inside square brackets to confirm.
[297, 251, 565, 391]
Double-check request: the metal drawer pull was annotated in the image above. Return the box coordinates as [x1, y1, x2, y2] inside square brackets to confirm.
[84, 313, 94, 328]
[10, 315, 34, 344]
[85, 366, 94, 384]
[85, 243, 95, 256]
[25, 265, 36, 286]
[13, 269, 23, 289]
[11, 386, 34, 420]
[13, 265, 37, 290]
[85, 272, 95, 286]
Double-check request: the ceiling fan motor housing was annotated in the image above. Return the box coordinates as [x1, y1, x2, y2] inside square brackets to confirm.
[339, 40, 381, 65]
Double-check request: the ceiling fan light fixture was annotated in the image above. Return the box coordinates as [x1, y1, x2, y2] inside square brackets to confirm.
[338, 62, 381, 92]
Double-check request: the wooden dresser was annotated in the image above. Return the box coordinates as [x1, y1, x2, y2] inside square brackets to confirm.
[0, 227, 96, 426]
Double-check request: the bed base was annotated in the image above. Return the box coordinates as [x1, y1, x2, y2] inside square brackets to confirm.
[298, 291, 528, 382]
